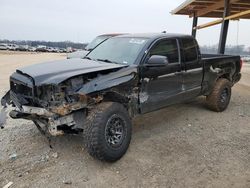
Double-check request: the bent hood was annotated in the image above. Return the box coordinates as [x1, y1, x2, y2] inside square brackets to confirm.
[17, 58, 127, 85]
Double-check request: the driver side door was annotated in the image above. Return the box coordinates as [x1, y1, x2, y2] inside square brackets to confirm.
[139, 38, 183, 113]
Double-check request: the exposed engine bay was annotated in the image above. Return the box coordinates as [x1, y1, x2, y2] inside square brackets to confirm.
[0, 63, 138, 136]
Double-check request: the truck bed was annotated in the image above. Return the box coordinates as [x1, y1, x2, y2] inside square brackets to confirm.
[201, 53, 239, 60]
[200, 53, 241, 95]
[201, 53, 241, 69]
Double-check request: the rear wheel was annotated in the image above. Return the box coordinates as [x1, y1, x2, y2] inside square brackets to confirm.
[84, 102, 132, 162]
[206, 78, 232, 112]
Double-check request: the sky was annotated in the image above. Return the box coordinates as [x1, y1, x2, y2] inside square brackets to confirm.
[0, 0, 250, 47]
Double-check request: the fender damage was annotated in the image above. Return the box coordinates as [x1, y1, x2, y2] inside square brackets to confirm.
[0, 64, 139, 135]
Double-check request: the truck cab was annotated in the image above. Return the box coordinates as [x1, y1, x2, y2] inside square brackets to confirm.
[139, 36, 203, 113]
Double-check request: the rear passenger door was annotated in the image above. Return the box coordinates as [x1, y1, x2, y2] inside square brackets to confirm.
[180, 38, 203, 99]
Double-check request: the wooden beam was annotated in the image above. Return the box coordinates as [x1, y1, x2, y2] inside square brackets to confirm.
[171, 0, 196, 14]
[196, 0, 240, 17]
[194, 9, 250, 29]
[226, 9, 250, 19]
[195, 19, 223, 29]
[197, 12, 250, 19]
[233, 2, 250, 6]
[171, 0, 250, 18]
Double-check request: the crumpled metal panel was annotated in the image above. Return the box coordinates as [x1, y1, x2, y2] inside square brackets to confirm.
[17, 59, 127, 85]
[78, 66, 137, 94]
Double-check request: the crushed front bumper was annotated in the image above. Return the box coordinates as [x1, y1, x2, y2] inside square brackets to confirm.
[0, 90, 85, 135]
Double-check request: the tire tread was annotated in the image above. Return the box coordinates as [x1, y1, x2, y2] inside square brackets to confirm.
[206, 78, 231, 112]
[84, 102, 131, 162]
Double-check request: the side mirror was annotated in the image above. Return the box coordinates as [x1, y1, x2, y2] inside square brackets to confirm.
[146, 55, 169, 67]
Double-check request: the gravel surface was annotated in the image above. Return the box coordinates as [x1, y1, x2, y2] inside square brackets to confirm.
[0, 51, 250, 188]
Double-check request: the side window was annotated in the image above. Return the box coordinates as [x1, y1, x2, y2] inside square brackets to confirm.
[181, 38, 198, 62]
[149, 39, 179, 64]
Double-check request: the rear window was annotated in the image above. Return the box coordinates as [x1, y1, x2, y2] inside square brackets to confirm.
[181, 38, 198, 62]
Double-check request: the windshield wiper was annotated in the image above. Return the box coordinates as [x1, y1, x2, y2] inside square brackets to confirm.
[83, 56, 92, 60]
[96, 59, 119, 64]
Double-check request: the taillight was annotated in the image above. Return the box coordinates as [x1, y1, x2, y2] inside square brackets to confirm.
[240, 59, 243, 71]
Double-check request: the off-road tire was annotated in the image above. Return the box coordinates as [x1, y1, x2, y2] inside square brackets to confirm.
[84, 102, 132, 162]
[206, 78, 232, 112]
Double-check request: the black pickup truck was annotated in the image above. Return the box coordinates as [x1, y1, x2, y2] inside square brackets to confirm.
[0, 33, 242, 162]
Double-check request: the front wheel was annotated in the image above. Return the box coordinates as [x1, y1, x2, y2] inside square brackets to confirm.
[206, 78, 232, 112]
[84, 102, 132, 162]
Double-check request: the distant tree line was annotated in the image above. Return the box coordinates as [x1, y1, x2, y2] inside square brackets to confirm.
[0, 39, 88, 49]
[200, 44, 250, 55]
[1, 39, 250, 55]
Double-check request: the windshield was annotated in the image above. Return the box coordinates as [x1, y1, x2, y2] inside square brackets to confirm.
[86, 37, 148, 65]
[85, 36, 109, 51]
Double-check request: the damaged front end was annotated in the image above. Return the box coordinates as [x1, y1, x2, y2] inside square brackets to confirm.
[0, 72, 97, 135]
[0, 65, 139, 136]
[0, 90, 89, 136]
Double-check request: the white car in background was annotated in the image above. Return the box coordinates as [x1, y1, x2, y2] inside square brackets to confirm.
[0, 43, 8, 50]
[16, 45, 29, 51]
[28, 47, 37, 52]
[7, 44, 18, 50]
[241, 56, 250, 62]
[46, 47, 55, 52]
[36, 45, 47, 52]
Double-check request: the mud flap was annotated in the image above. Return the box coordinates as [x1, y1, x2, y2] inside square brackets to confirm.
[33, 121, 53, 149]
[0, 91, 11, 129]
[0, 108, 7, 129]
[1, 90, 11, 107]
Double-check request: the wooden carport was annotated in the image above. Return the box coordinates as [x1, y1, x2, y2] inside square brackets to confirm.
[171, 0, 250, 54]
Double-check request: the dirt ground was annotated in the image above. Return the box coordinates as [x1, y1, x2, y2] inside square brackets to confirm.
[0, 51, 250, 188]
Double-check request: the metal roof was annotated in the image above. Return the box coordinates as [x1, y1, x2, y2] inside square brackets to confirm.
[171, 0, 250, 19]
